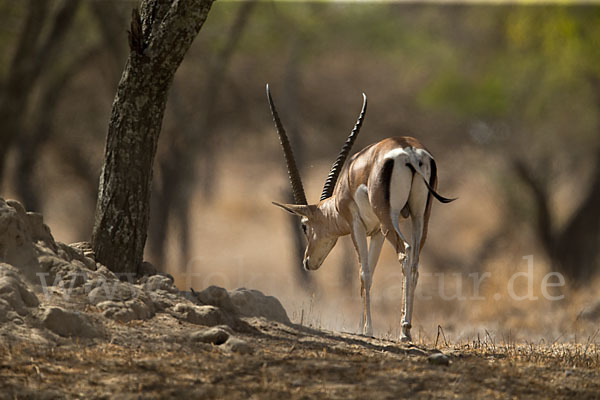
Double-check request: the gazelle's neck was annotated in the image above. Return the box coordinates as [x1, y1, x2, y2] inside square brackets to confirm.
[317, 196, 352, 237]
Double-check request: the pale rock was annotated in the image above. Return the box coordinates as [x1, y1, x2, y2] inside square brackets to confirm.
[0, 264, 39, 322]
[195, 285, 236, 313]
[100, 305, 137, 323]
[88, 281, 141, 305]
[229, 287, 290, 324]
[427, 352, 450, 366]
[36, 255, 97, 295]
[41, 306, 100, 338]
[173, 303, 226, 326]
[191, 327, 230, 344]
[144, 275, 177, 294]
[95, 265, 118, 281]
[224, 337, 252, 354]
[0, 199, 39, 278]
[87, 278, 156, 323]
[96, 296, 155, 323]
[151, 294, 176, 312]
[127, 298, 155, 320]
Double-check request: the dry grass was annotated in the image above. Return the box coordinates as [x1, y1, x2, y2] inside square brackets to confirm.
[2, 316, 600, 399]
[432, 329, 600, 370]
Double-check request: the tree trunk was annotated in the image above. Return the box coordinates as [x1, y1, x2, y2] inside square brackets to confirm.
[92, 0, 214, 276]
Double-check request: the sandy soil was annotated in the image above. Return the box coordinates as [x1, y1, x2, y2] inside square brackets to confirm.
[2, 312, 599, 400]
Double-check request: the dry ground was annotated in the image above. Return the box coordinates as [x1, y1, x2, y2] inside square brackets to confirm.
[2, 314, 599, 399]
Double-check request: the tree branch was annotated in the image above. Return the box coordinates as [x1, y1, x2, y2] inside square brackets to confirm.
[148, 0, 215, 76]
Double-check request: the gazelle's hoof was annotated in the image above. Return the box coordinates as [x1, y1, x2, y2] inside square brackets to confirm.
[400, 334, 412, 343]
[400, 324, 412, 342]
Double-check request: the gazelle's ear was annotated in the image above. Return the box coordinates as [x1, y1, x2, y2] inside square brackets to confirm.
[272, 202, 311, 217]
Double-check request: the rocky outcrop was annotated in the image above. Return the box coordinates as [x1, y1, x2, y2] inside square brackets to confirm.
[195, 285, 291, 324]
[0, 199, 40, 280]
[229, 288, 291, 324]
[0, 198, 291, 347]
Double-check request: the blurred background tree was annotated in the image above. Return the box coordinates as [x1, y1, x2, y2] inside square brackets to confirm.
[0, 0, 82, 197]
[148, 0, 257, 274]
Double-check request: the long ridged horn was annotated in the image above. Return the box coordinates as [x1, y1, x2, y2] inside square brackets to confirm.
[266, 84, 308, 205]
[320, 93, 367, 201]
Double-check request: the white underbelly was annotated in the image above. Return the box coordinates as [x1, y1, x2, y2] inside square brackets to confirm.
[354, 184, 380, 234]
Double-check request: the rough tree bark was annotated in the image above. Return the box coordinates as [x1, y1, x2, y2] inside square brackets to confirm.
[92, 0, 215, 276]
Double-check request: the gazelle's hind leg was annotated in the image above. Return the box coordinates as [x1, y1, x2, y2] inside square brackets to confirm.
[400, 215, 423, 342]
[400, 168, 430, 342]
[389, 216, 414, 343]
[370, 158, 414, 341]
[383, 228, 412, 342]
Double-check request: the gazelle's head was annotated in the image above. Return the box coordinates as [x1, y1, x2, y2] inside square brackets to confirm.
[266, 84, 367, 270]
[270, 202, 339, 270]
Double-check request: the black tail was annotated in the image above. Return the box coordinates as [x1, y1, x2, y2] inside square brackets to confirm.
[421, 176, 457, 204]
[406, 161, 457, 204]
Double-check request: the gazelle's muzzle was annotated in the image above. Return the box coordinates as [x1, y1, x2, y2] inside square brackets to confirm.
[303, 258, 310, 271]
[303, 256, 324, 271]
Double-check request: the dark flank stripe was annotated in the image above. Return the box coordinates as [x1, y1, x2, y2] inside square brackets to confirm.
[381, 158, 395, 204]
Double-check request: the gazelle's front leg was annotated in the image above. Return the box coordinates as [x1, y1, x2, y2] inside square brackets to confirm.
[351, 219, 375, 336]
[368, 230, 384, 284]
[357, 230, 385, 335]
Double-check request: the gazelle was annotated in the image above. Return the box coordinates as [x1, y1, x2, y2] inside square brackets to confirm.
[267, 84, 455, 341]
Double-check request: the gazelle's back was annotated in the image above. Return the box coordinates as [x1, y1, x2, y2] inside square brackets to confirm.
[333, 136, 432, 234]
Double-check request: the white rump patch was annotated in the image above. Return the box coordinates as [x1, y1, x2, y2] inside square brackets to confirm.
[388, 159, 412, 226]
[384, 147, 410, 160]
[414, 148, 433, 161]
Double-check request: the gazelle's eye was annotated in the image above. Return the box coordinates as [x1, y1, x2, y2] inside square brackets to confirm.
[301, 224, 307, 234]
